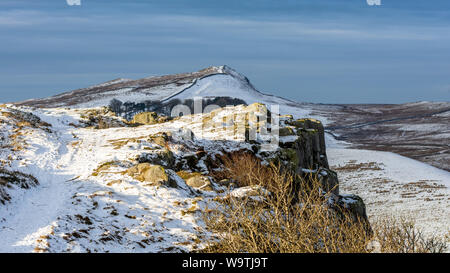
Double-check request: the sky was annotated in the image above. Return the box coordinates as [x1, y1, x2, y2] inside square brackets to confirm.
[0, 0, 449, 104]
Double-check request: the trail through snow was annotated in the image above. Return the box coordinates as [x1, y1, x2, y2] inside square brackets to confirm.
[0, 114, 78, 252]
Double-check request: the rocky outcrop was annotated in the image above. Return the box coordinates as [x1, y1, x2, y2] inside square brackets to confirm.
[132, 112, 158, 125]
[276, 116, 337, 194]
[131, 112, 169, 125]
[330, 194, 372, 234]
[78, 108, 128, 129]
[123, 103, 366, 224]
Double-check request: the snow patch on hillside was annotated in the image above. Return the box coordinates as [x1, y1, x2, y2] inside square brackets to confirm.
[328, 148, 450, 243]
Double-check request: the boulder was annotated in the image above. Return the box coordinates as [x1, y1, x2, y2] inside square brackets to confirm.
[186, 176, 214, 191]
[333, 194, 371, 234]
[177, 171, 214, 191]
[132, 112, 158, 125]
[317, 167, 339, 195]
[97, 116, 127, 129]
[148, 132, 171, 147]
[125, 163, 177, 188]
[288, 118, 327, 162]
[228, 185, 271, 203]
[137, 149, 175, 168]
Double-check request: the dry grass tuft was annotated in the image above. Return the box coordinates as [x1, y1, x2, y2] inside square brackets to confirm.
[201, 154, 447, 253]
[372, 216, 447, 253]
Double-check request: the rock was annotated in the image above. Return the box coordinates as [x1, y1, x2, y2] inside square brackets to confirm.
[246, 102, 268, 114]
[278, 148, 300, 173]
[148, 132, 171, 147]
[138, 149, 175, 168]
[97, 116, 127, 129]
[339, 194, 367, 220]
[287, 118, 328, 167]
[279, 126, 295, 137]
[228, 185, 271, 203]
[334, 194, 371, 234]
[318, 168, 339, 195]
[132, 112, 158, 125]
[186, 176, 214, 191]
[125, 163, 177, 188]
[177, 171, 214, 191]
[217, 179, 238, 189]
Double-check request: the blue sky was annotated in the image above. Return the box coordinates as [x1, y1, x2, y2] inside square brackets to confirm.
[0, 0, 449, 103]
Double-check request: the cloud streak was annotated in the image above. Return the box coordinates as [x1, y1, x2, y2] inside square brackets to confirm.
[1, 9, 447, 42]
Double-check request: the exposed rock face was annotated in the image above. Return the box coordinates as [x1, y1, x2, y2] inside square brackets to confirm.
[108, 103, 366, 227]
[277, 117, 337, 194]
[332, 194, 372, 234]
[97, 116, 127, 129]
[338, 194, 368, 221]
[138, 149, 175, 168]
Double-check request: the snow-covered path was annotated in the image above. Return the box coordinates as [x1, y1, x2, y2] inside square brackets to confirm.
[0, 115, 77, 252]
[328, 148, 450, 240]
[0, 108, 202, 253]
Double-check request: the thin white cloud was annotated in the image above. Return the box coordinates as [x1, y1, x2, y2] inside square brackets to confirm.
[0, 9, 447, 42]
[0, 9, 90, 26]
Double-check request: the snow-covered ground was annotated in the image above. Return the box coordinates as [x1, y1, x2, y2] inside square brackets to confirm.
[0, 102, 448, 252]
[328, 147, 450, 243]
[0, 104, 289, 252]
[0, 107, 206, 253]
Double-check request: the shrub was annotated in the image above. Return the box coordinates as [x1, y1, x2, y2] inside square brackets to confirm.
[372, 216, 447, 253]
[201, 154, 447, 253]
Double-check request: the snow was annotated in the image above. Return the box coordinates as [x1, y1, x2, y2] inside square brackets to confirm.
[170, 72, 320, 123]
[24, 65, 326, 124]
[328, 147, 450, 243]
[1, 71, 448, 252]
[0, 106, 207, 252]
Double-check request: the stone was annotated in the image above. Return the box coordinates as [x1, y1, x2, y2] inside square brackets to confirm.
[177, 171, 214, 191]
[185, 176, 214, 191]
[246, 102, 268, 114]
[228, 185, 271, 203]
[125, 163, 177, 187]
[148, 132, 171, 147]
[138, 149, 175, 168]
[318, 167, 339, 195]
[334, 194, 371, 234]
[97, 117, 127, 129]
[132, 112, 158, 125]
[279, 126, 295, 136]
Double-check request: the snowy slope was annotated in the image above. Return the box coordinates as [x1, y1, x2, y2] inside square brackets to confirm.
[0, 103, 303, 252]
[168, 66, 318, 122]
[15, 66, 322, 124]
[3, 66, 449, 252]
[328, 147, 450, 242]
[1, 104, 448, 252]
